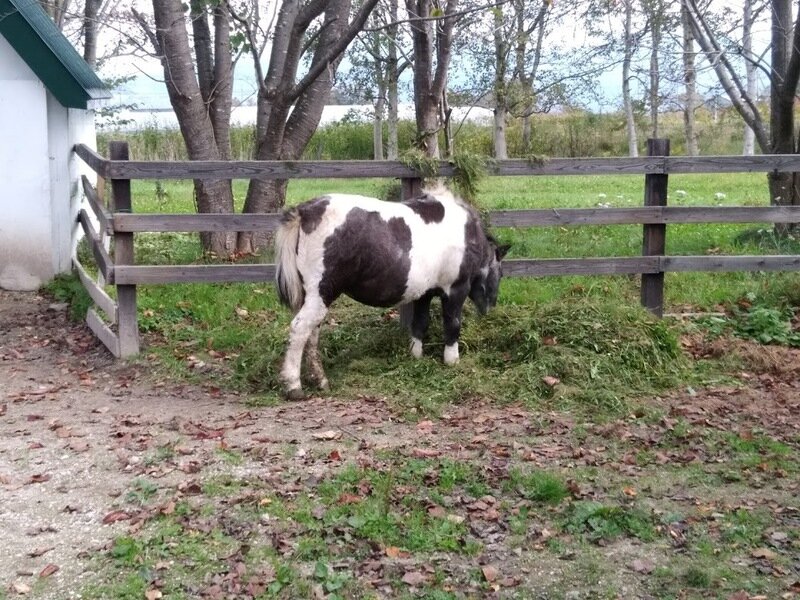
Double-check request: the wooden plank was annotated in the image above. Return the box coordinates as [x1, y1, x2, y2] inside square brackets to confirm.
[79, 144, 800, 180]
[502, 257, 661, 277]
[114, 264, 276, 285]
[77, 209, 113, 283]
[81, 175, 113, 235]
[111, 255, 800, 284]
[113, 213, 282, 233]
[110, 142, 139, 358]
[86, 307, 120, 358]
[73, 256, 118, 323]
[489, 206, 800, 227]
[641, 139, 669, 317]
[73, 144, 110, 177]
[663, 255, 800, 272]
[665, 155, 800, 174]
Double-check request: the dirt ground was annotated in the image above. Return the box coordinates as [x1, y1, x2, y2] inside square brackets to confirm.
[1, 289, 799, 599]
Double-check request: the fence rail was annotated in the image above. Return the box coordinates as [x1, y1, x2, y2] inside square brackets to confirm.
[72, 140, 800, 358]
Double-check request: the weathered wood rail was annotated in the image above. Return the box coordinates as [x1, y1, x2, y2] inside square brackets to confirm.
[73, 139, 800, 358]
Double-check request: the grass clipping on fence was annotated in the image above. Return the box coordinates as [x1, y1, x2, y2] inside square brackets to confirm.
[237, 298, 688, 415]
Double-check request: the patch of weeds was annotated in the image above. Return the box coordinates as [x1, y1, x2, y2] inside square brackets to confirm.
[311, 560, 351, 599]
[564, 501, 657, 543]
[720, 507, 773, 547]
[201, 475, 249, 497]
[733, 305, 800, 346]
[143, 443, 176, 467]
[507, 468, 569, 504]
[215, 447, 244, 465]
[42, 272, 93, 321]
[125, 478, 159, 506]
[83, 516, 242, 599]
[682, 565, 712, 589]
[301, 461, 481, 554]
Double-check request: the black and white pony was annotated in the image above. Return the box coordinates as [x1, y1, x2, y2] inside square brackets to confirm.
[274, 187, 509, 399]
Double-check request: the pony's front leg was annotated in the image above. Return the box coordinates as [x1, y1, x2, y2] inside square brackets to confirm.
[441, 292, 467, 366]
[409, 295, 433, 359]
[304, 324, 329, 391]
[280, 298, 327, 400]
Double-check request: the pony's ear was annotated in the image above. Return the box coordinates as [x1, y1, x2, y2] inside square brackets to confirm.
[495, 244, 511, 260]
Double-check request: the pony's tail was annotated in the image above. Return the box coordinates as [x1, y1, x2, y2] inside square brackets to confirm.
[275, 208, 304, 312]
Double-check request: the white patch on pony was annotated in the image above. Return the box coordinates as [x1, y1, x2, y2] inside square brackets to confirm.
[443, 343, 459, 365]
[410, 337, 423, 358]
[300, 193, 470, 304]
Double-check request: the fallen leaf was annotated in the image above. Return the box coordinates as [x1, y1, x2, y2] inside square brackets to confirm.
[312, 430, 342, 441]
[337, 493, 362, 505]
[629, 559, 655, 574]
[401, 571, 428, 586]
[27, 546, 54, 558]
[416, 420, 434, 433]
[726, 592, 751, 600]
[102, 510, 130, 524]
[482, 565, 499, 582]
[11, 581, 31, 594]
[385, 546, 404, 558]
[0, 403, 6, 416]
[542, 376, 560, 387]
[145, 589, 163, 600]
[328, 449, 342, 461]
[751, 548, 778, 560]
[39, 564, 59, 578]
[26, 474, 50, 484]
[410, 448, 441, 458]
[68, 440, 90, 453]
[622, 486, 637, 497]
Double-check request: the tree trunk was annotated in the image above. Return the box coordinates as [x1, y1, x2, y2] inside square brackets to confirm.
[386, 0, 401, 160]
[622, 0, 638, 157]
[742, 0, 756, 155]
[152, 0, 235, 258]
[373, 95, 385, 160]
[236, 0, 379, 253]
[406, 0, 456, 158]
[493, 6, 508, 160]
[648, 2, 662, 138]
[82, 0, 100, 68]
[522, 115, 532, 152]
[494, 106, 508, 160]
[681, 0, 699, 156]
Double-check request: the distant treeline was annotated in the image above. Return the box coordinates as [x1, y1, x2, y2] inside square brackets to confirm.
[98, 108, 753, 162]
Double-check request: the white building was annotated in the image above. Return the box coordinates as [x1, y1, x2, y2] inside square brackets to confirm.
[0, 0, 109, 290]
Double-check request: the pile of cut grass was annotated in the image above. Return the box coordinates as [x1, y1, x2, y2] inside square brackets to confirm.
[233, 296, 690, 416]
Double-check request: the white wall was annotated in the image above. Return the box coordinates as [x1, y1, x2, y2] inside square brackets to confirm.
[0, 35, 53, 290]
[0, 35, 98, 291]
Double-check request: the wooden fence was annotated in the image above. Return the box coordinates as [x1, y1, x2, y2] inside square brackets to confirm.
[73, 139, 800, 359]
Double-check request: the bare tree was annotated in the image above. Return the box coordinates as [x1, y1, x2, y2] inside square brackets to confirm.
[621, 0, 639, 157]
[406, 0, 457, 158]
[137, 0, 237, 257]
[741, 0, 758, 155]
[680, 0, 699, 155]
[685, 0, 799, 227]
[234, 0, 380, 252]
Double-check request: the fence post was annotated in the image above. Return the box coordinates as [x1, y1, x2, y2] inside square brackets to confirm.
[110, 141, 140, 357]
[641, 138, 670, 317]
[401, 177, 423, 200]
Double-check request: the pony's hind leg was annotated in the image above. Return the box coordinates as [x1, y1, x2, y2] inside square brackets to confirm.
[280, 296, 327, 399]
[409, 294, 433, 358]
[304, 324, 329, 391]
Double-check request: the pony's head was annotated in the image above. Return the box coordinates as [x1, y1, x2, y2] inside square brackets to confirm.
[469, 238, 510, 315]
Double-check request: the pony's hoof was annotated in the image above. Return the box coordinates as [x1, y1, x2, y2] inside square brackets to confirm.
[284, 387, 306, 401]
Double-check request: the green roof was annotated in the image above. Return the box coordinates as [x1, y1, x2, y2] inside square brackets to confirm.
[0, 0, 110, 109]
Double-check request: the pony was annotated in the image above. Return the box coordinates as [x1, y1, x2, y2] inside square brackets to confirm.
[274, 186, 510, 399]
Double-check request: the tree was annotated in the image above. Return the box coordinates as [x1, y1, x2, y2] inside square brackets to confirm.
[680, 0, 699, 156]
[137, 0, 237, 257]
[685, 0, 799, 228]
[405, 0, 457, 158]
[233, 0, 380, 252]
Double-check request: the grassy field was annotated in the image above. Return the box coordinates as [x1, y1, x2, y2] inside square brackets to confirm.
[44, 170, 800, 599]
